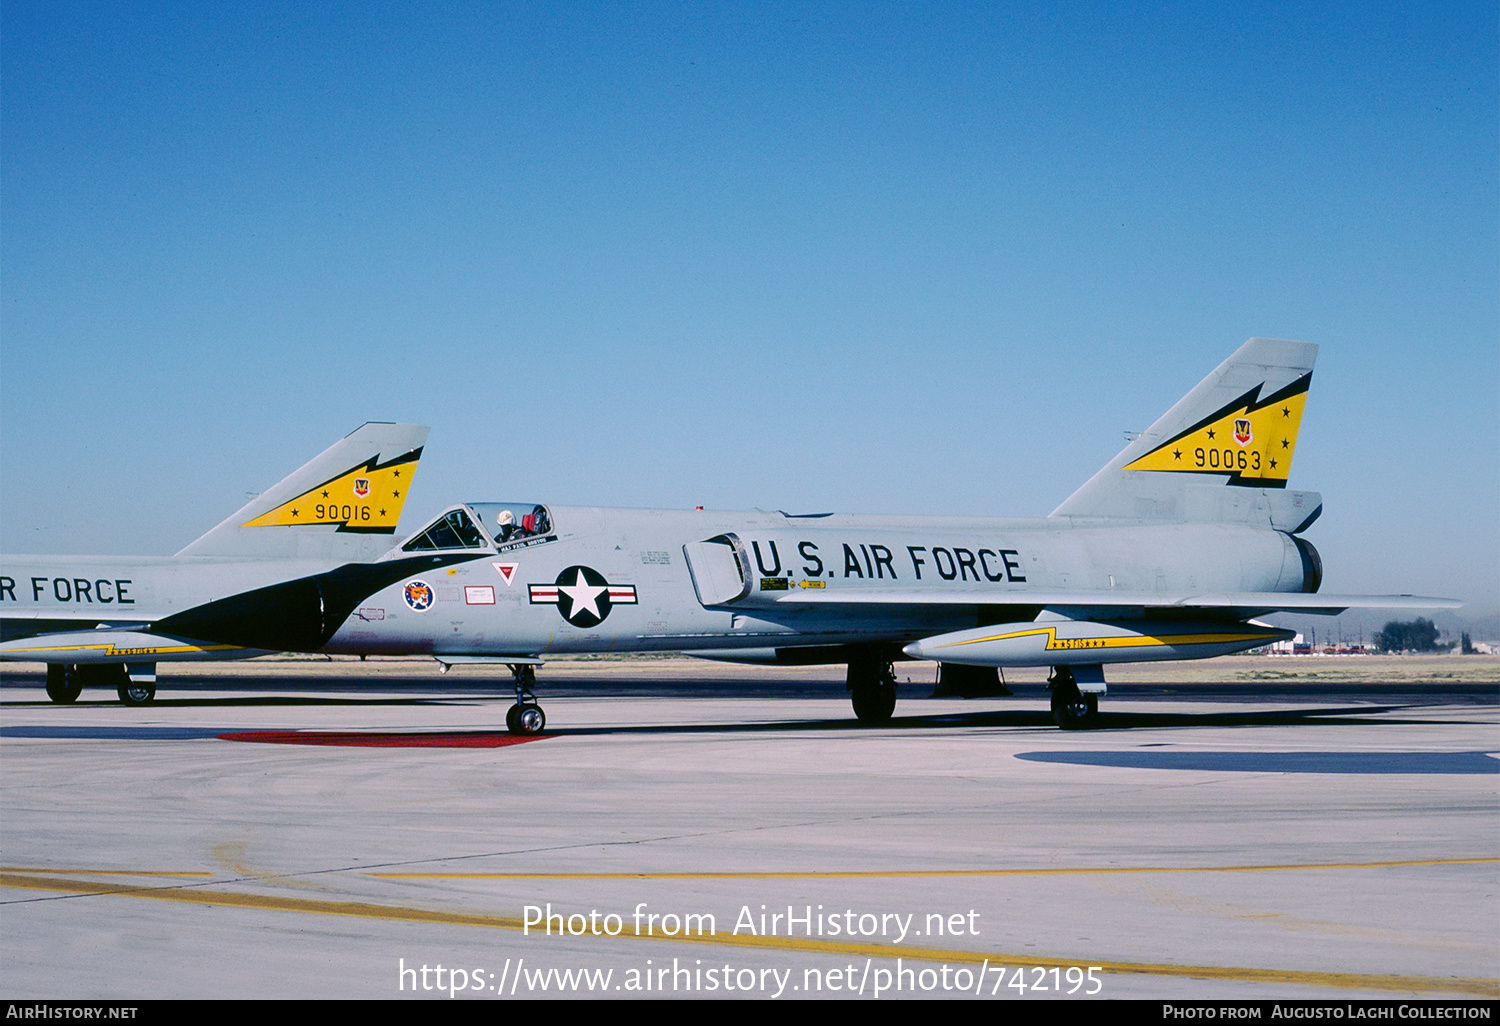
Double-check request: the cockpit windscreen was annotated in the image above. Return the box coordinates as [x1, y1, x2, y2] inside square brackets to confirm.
[401, 507, 489, 551]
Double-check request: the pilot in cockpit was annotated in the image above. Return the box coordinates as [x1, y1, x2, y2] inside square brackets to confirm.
[495, 509, 520, 544]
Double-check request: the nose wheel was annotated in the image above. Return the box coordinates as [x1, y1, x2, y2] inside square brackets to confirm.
[506, 703, 546, 735]
[505, 663, 547, 735]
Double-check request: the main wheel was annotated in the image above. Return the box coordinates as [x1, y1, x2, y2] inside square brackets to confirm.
[850, 681, 897, 724]
[1050, 681, 1098, 729]
[45, 664, 82, 704]
[118, 680, 156, 706]
[847, 653, 898, 724]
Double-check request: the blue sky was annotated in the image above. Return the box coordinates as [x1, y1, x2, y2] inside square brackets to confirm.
[3, 2, 1496, 629]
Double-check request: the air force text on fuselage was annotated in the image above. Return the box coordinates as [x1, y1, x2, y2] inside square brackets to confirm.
[745, 539, 1026, 587]
[0, 576, 136, 605]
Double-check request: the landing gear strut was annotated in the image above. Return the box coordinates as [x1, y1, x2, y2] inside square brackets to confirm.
[504, 664, 546, 735]
[847, 653, 898, 724]
[1048, 666, 1099, 729]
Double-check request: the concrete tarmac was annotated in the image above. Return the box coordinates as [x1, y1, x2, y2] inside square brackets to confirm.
[1, 657, 1496, 1000]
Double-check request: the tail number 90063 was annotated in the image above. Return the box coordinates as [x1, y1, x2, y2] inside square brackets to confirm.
[1195, 447, 1261, 471]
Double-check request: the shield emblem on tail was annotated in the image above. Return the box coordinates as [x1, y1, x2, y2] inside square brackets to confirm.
[1234, 418, 1252, 446]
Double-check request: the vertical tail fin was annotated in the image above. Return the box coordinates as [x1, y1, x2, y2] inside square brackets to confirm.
[176, 423, 429, 559]
[1051, 339, 1321, 531]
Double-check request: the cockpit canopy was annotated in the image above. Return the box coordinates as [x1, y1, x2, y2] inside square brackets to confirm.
[400, 503, 553, 552]
[470, 502, 552, 544]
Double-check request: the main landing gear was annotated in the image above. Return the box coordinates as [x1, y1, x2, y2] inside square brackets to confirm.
[847, 653, 898, 725]
[504, 664, 546, 735]
[1047, 666, 1099, 729]
[118, 674, 157, 706]
[44, 663, 156, 705]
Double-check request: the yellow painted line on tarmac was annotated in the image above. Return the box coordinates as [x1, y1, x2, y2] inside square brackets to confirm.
[1, 870, 1493, 997]
[368, 855, 1500, 880]
[212, 841, 326, 891]
[0, 867, 213, 878]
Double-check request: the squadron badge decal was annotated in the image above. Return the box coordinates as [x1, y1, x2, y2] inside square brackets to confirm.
[529, 565, 637, 628]
[403, 580, 434, 611]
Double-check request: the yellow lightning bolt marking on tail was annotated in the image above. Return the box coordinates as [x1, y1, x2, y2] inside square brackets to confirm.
[1125, 377, 1309, 484]
[241, 452, 420, 531]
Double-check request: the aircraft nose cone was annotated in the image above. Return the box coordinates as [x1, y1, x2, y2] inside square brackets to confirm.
[901, 641, 925, 659]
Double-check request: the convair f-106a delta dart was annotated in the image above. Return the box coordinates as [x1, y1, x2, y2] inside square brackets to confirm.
[0, 339, 1458, 728]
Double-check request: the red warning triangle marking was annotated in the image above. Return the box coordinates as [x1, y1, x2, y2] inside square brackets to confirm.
[494, 562, 518, 586]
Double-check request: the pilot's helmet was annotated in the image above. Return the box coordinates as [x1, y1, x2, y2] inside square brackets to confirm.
[498, 510, 515, 527]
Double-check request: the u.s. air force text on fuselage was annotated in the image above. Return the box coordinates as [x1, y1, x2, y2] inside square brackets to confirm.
[742, 539, 1027, 585]
[1, 576, 135, 605]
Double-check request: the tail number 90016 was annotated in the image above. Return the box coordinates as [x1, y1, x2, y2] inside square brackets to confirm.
[315, 503, 372, 522]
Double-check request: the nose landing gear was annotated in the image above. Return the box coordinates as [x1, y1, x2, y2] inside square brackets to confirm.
[504, 663, 546, 735]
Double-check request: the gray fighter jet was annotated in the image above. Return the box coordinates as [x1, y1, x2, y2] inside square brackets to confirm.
[1, 339, 1457, 728]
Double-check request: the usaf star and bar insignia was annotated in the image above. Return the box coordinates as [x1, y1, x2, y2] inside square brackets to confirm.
[529, 565, 638, 628]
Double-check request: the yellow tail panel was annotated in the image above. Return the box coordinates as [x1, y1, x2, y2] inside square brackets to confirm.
[1123, 372, 1310, 487]
[241, 449, 421, 532]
